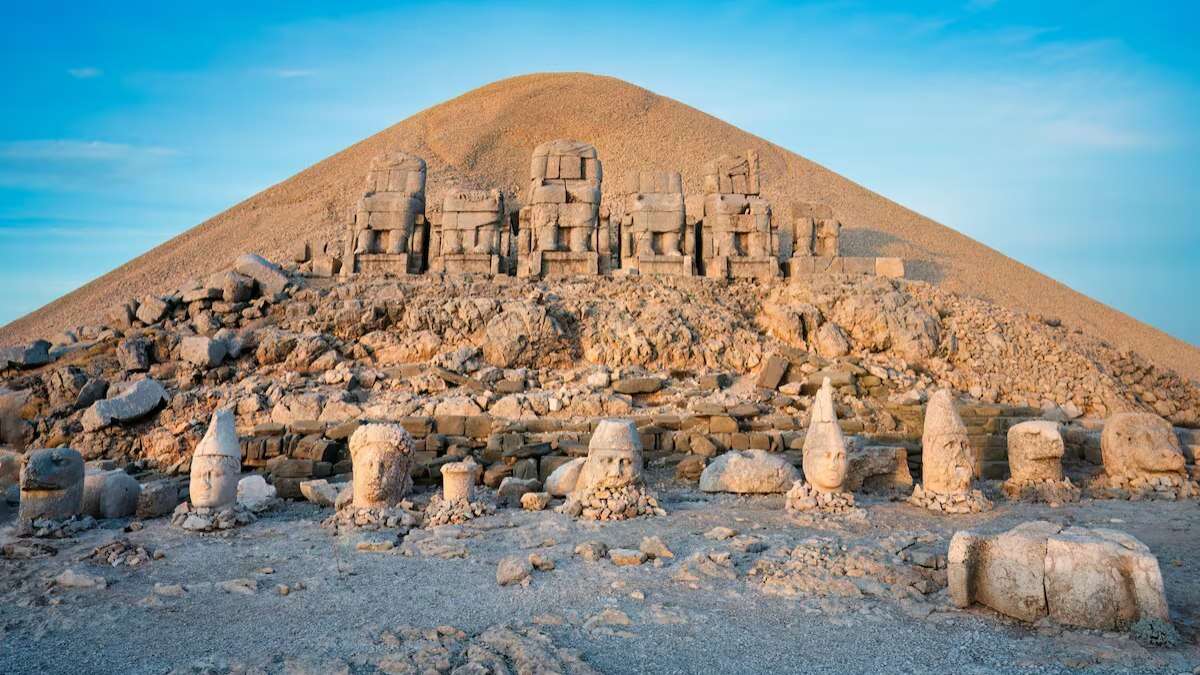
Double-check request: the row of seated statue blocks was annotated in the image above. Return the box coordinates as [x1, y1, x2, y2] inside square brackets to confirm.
[344, 151, 428, 276]
[518, 139, 604, 277]
[429, 188, 510, 275]
[785, 201, 906, 278]
[700, 151, 780, 280]
[618, 170, 693, 277]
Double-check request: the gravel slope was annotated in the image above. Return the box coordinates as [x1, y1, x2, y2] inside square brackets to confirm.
[2, 72, 1197, 379]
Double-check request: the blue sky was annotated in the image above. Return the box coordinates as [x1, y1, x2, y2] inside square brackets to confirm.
[1, 1, 1197, 345]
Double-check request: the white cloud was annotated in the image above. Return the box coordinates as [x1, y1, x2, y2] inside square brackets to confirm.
[1039, 119, 1155, 150]
[0, 139, 176, 161]
[259, 68, 317, 79]
[67, 67, 103, 79]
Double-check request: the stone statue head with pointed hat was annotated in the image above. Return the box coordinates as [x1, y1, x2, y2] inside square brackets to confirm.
[922, 389, 974, 494]
[802, 377, 848, 493]
[190, 409, 241, 509]
[349, 423, 415, 509]
[575, 419, 644, 493]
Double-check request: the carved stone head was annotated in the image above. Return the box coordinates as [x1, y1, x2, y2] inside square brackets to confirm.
[576, 419, 644, 492]
[349, 423, 414, 509]
[1101, 412, 1186, 482]
[802, 378, 848, 493]
[922, 389, 975, 495]
[1007, 420, 1065, 483]
[18, 446, 85, 523]
[190, 409, 241, 509]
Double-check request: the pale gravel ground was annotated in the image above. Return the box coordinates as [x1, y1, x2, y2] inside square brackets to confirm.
[1, 471, 1199, 674]
[2, 72, 1197, 380]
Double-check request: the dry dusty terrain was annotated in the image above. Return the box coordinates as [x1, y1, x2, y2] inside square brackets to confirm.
[2, 471, 1199, 675]
[2, 72, 1197, 380]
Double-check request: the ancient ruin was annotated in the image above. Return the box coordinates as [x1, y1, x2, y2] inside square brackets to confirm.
[1093, 412, 1195, 499]
[173, 409, 255, 532]
[787, 378, 856, 513]
[617, 170, 692, 276]
[349, 423, 415, 509]
[909, 389, 992, 513]
[518, 139, 604, 277]
[561, 419, 664, 520]
[343, 151, 428, 276]
[698, 151, 779, 280]
[5, 72, 1200, 673]
[425, 457, 494, 526]
[430, 188, 509, 275]
[949, 521, 1170, 631]
[17, 447, 85, 536]
[1001, 420, 1080, 503]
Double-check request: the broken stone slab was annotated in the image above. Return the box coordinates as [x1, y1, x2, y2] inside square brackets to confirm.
[81, 379, 168, 431]
[135, 296, 169, 325]
[136, 480, 181, 519]
[846, 445, 913, 493]
[611, 376, 664, 395]
[544, 457, 585, 497]
[234, 253, 290, 297]
[949, 520, 1171, 631]
[497, 477, 540, 507]
[0, 340, 51, 369]
[180, 336, 228, 368]
[496, 555, 533, 586]
[698, 449, 799, 494]
[117, 337, 152, 372]
[299, 478, 341, 507]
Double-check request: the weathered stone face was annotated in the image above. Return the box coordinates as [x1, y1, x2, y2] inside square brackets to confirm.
[1100, 412, 1187, 484]
[949, 520, 1170, 631]
[18, 447, 84, 523]
[1007, 420, 1065, 483]
[190, 410, 241, 509]
[575, 419, 643, 492]
[349, 423, 414, 509]
[921, 389, 974, 495]
[802, 378, 849, 493]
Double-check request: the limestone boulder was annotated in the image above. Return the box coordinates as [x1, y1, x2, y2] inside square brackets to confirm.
[0, 448, 21, 494]
[300, 479, 341, 507]
[180, 336, 228, 368]
[81, 379, 168, 431]
[234, 253, 290, 297]
[117, 337, 152, 372]
[949, 520, 1059, 622]
[0, 388, 34, 449]
[136, 480, 180, 518]
[545, 457, 585, 497]
[698, 449, 800, 494]
[0, 340, 51, 369]
[497, 477, 540, 507]
[237, 475, 277, 511]
[813, 322, 850, 359]
[846, 445, 913, 493]
[82, 470, 141, 519]
[135, 296, 169, 325]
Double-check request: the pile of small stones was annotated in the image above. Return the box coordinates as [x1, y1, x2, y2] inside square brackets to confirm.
[907, 485, 993, 514]
[322, 503, 420, 534]
[784, 481, 858, 514]
[18, 515, 97, 539]
[171, 503, 257, 532]
[748, 536, 943, 600]
[84, 538, 161, 568]
[423, 495, 496, 527]
[559, 484, 666, 521]
[1087, 474, 1199, 501]
[1001, 477, 1081, 505]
